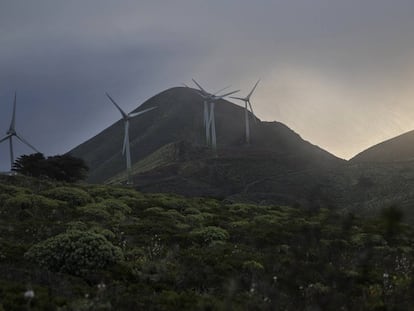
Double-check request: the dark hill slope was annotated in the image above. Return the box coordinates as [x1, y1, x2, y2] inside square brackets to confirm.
[69, 87, 344, 186]
[351, 130, 414, 163]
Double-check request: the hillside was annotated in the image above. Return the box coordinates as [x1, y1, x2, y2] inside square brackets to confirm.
[67, 87, 414, 219]
[351, 130, 414, 162]
[69, 87, 344, 204]
[1, 175, 414, 310]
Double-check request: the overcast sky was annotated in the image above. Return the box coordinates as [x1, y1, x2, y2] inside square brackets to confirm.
[1, 0, 414, 170]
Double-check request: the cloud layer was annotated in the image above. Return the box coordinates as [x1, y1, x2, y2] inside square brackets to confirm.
[1, 0, 414, 169]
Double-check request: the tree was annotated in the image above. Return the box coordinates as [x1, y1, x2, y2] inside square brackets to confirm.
[12, 153, 89, 182]
[44, 154, 89, 182]
[11, 152, 46, 177]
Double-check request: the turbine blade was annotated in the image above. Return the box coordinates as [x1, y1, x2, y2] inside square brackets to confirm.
[128, 106, 157, 118]
[213, 85, 231, 96]
[216, 90, 240, 99]
[122, 122, 129, 155]
[105, 92, 128, 119]
[15, 134, 39, 153]
[9, 92, 16, 131]
[229, 96, 247, 101]
[192, 79, 208, 94]
[0, 134, 11, 143]
[194, 89, 208, 99]
[247, 79, 260, 100]
[248, 101, 258, 123]
[182, 83, 189, 88]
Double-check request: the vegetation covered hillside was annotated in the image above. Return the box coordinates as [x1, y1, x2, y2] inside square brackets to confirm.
[69, 87, 343, 184]
[352, 129, 414, 163]
[1, 175, 414, 310]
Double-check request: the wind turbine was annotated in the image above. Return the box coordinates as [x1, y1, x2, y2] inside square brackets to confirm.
[190, 80, 229, 145]
[105, 93, 156, 185]
[230, 79, 260, 144]
[192, 79, 239, 153]
[0, 92, 39, 170]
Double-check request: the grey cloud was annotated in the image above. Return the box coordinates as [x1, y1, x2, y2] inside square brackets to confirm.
[1, 0, 414, 168]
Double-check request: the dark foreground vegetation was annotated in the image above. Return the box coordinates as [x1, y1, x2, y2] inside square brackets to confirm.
[1, 175, 414, 310]
[12, 153, 88, 182]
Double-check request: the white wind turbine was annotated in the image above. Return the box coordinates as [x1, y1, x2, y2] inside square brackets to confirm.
[192, 79, 239, 153]
[230, 79, 260, 144]
[105, 93, 156, 185]
[0, 92, 39, 170]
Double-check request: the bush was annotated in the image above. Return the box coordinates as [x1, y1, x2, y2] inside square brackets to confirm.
[41, 187, 93, 207]
[144, 194, 190, 211]
[77, 204, 113, 222]
[85, 185, 142, 201]
[3, 194, 62, 218]
[189, 226, 230, 245]
[77, 199, 132, 222]
[25, 230, 123, 275]
[0, 184, 31, 196]
[99, 199, 132, 215]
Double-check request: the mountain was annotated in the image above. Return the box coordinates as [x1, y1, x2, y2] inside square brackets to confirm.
[69, 87, 345, 204]
[351, 130, 414, 163]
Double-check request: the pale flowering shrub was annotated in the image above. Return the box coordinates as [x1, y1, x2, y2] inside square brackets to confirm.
[24, 230, 123, 275]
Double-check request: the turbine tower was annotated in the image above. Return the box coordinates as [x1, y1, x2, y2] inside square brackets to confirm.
[105, 93, 156, 185]
[0, 92, 39, 170]
[192, 79, 239, 153]
[230, 79, 260, 144]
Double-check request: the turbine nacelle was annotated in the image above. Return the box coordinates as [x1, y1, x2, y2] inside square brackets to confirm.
[191, 79, 239, 102]
[230, 79, 260, 102]
[230, 79, 260, 117]
[106, 93, 156, 121]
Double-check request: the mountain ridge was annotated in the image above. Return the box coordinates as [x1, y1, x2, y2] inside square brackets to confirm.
[69, 87, 344, 185]
[351, 129, 414, 162]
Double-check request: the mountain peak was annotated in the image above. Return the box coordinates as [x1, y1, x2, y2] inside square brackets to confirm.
[69, 87, 343, 185]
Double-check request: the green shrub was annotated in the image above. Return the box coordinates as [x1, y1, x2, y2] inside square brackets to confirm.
[144, 207, 165, 215]
[4, 194, 32, 210]
[144, 194, 190, 211]
[77, 204, 113, 221]
[242, 260, 264, 273]
[189, 226, 230, 245]
[0, 184, 31, 196]
[90, 226, 116, 240]
[114, 196, 141, 209]
[66, 224, 116, 241]
[25, 230, 123, 275]
[185, 214, 205, 227]
[77, 199, 131, 222]
[162, 209, 185, 221]
[100, 199, 131, 215]
[86, 185, 142, 201]
[66, 221, 88, 231]
[41, 187, 93, 207]
[228, 203, 266, 217]
[1, 194, 62, 220]
[183, 207, 201, 215]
